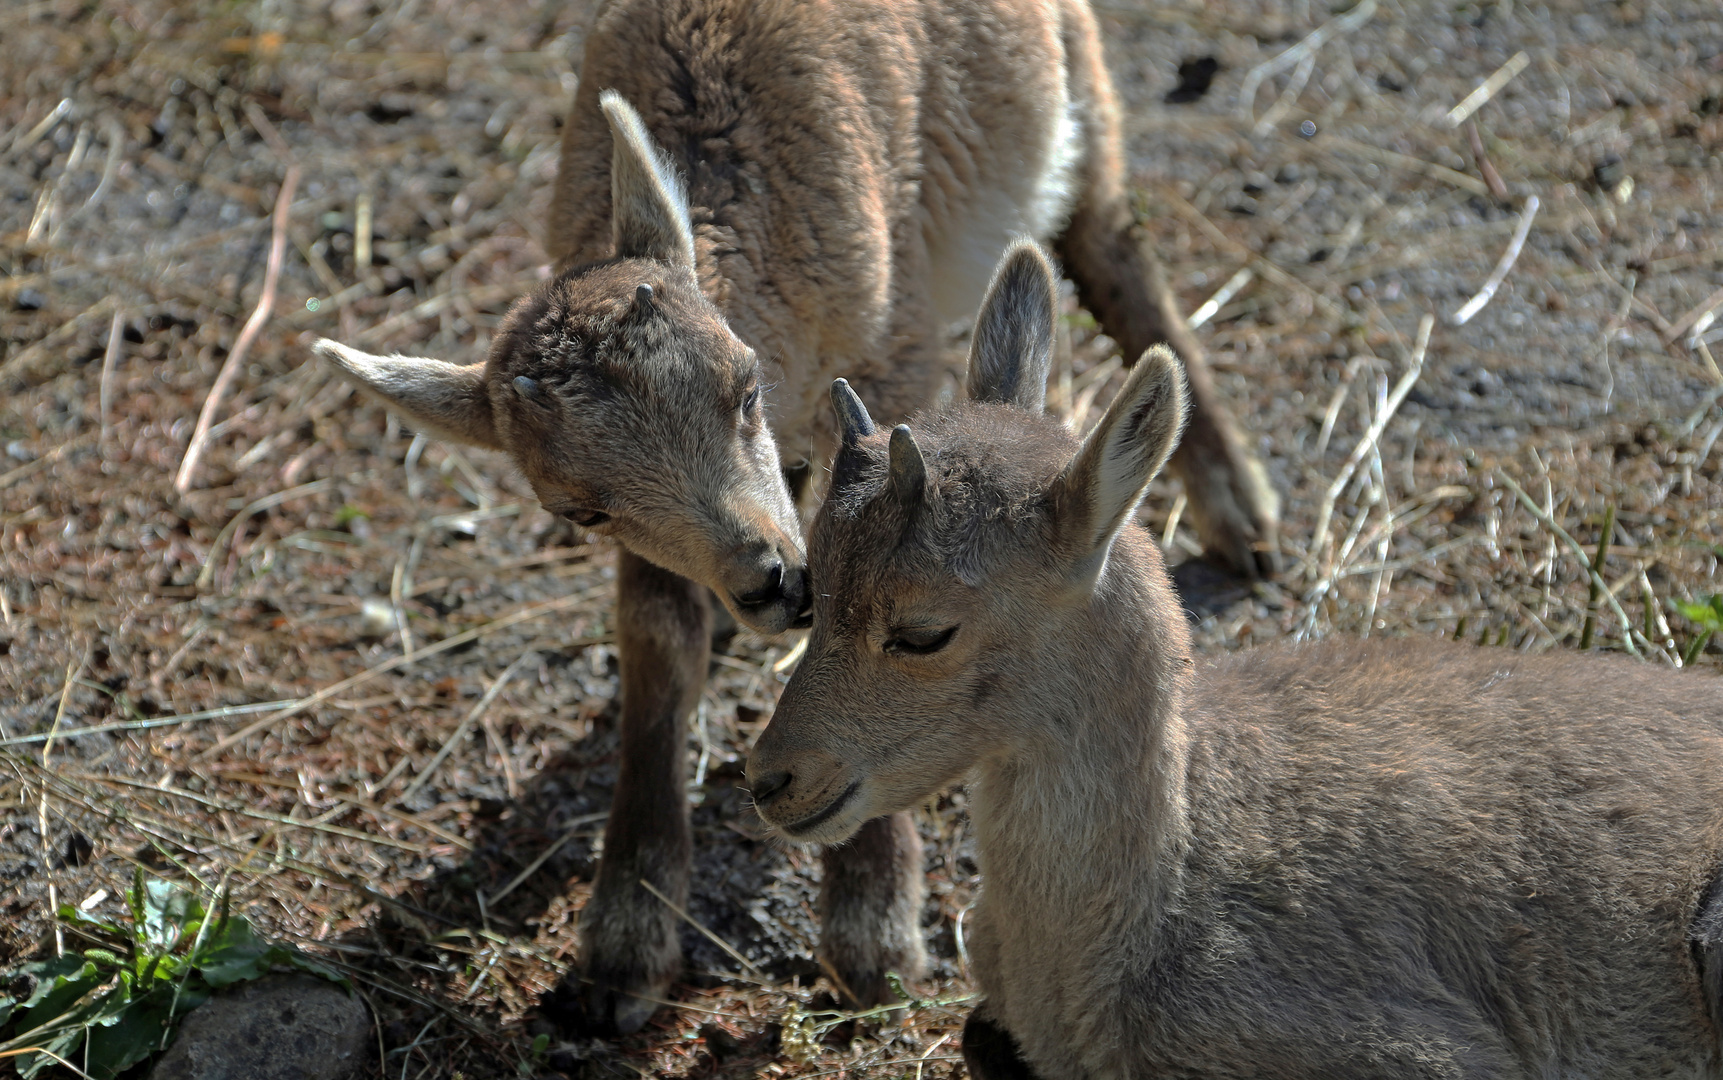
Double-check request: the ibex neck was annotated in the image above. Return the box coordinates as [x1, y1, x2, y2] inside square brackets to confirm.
[971, 548, 1194, 959]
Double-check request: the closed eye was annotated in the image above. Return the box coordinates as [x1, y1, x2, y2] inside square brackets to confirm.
[884, 625, 958, 656]
[560, 508, 610, 528]
[742, 385, 761, 415]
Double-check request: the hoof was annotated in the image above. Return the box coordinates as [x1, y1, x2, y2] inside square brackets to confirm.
[148, 973, 369, 1080]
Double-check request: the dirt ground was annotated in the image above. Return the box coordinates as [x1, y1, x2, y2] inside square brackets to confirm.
[3, 0, 1722, 1076]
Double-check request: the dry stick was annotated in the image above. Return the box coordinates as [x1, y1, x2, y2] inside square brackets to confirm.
[1315, 355, 1368, 457]
[98, 308, 124, 454]
[1159, 189, 1340, 320]
[0, 434, 95, 493]
[200, 597, 604, 760]
[1578, 504, 1618, 651]
[174, 161, 300, 494]
[1188, 266, 1254, 329]
[397, 651, 536, 805]
[1306, 316, 1433, 578]
[638, 877, 764, 977]
[1666, 283, 1723, 346]
[1464, 120, 1509, 202]
[1450, 194, 1539, 326]
[40, 649, 86, 959]
[1495, 471, 1646, 660]
[1444, 51, 1530, 128]
[1236, 0, 1378, 127]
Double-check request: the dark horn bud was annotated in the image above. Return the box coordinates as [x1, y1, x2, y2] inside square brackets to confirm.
[513, 375, 545, 402]
[888, 424, 927, 507]
[635, 283, 654, 308]
[830, 378, 876, 446]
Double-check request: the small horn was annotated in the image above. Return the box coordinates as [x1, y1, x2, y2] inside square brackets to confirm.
[635, 283, 654, 307]
[513, 375, 545, 402]
[888, 424, 926, 507]
[830, 378, 876, 446]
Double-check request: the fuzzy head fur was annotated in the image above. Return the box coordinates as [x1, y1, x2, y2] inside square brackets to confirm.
[749, 240, 1191, 840]
[313, 93, 806, 632]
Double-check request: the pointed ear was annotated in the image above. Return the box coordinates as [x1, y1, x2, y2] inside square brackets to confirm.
[312, 339, 500, 450]
[966, 239, 1057, 411]
[1050, 345, 1187, 588]
[599, 90, 695, 268]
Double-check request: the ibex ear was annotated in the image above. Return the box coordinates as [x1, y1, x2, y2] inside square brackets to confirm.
[1050, 345, 1187, 589]
[599, 90, 695, 268]
[312, 339, 500, 450]
[966, 239, 1057, 411]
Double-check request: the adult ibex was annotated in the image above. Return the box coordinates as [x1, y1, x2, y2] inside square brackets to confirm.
[749, 241, 1723, 1078]
[312, 0, 1276, 1033]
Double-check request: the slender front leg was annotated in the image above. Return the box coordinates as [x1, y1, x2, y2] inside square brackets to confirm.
[818, 812, 927, 1006]
[963, 1004, 1042, 1080]
[573, 550, 711, 1033]
[1057, 204, 1280, 580]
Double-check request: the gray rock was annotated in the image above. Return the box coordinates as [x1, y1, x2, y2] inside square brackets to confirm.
[149, 974, 371, 1080]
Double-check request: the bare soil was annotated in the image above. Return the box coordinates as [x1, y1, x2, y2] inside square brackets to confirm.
[3, 0, 1721, 1076]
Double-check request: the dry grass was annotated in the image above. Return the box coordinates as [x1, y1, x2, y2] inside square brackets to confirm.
[3, 0, 1722, 1077]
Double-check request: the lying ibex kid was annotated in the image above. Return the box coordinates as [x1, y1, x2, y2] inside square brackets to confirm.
[312, 0, 1276, 1034]
[749, 240, 1723, 1079]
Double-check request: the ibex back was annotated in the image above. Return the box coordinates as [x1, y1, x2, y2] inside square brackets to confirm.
[313, 0, 1277, 1034]
[750, 240, 1723, 1078]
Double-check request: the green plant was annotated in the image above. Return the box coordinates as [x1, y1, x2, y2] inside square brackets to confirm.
[0, 871, 347, 1079]
[1676, 594, 1723, 666]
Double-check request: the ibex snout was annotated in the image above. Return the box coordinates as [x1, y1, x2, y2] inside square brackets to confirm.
[720, 535, 810, 633]
[746, 740, 862, 844]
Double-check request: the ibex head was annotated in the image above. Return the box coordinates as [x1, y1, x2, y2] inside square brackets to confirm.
[314, 92, 807, 632]
[748, 240, 1189, 842]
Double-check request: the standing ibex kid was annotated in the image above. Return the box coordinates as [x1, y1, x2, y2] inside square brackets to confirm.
[312, 0, 1277, 1033]
[750, 240, 1723, 1078]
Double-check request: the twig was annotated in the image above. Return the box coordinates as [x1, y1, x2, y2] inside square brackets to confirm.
[0, 699, 295, 748]
[2, 97, 71, 160]
[1578, 505, 1617, 651]
[1188, 267, 1254, 329]
[1306, 316, 1432, 576]
[1464, 120, 1509, 202]
[0, 434, 94, 492]
[1666, 283, 1723, 346]
[397, 651, 535, 805]
[1444, 51, 1530, 128]
[98, 309, 124, 453]
[198, 596, 605, 758]
[175, 161, 300, 493]
[1237, 0, 1378, 127]
[638, 877, 763, 976]
[1496, 470, 1645, 659]
[1450, 195, 1538, 326]
[1315, 355, 1368, 457]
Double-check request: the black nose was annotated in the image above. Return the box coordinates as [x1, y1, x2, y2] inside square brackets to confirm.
[735, 561, 783, 608]
[750, 770, 791, 807]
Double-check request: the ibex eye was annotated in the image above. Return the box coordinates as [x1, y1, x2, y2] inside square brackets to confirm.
[742, 386, 761, 414]
[884, 625, 958, 656]
[562, 509, 610, 528]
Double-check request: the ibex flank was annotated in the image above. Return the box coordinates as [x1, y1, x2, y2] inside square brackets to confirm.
[750, 240, 1723, 1079]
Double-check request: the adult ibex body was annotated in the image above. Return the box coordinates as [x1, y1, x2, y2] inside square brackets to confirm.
[313, 0, 1276, 1032]
[749, 242, 1723, 1078]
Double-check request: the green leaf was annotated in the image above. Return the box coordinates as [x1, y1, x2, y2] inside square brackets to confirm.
[283, 950, 351, 991]
[1677, 595, 1723, 632]
[85, 982, 208, 1080]
[141, 879, 204, 950]
[55, 904, 129, 941]
[15, 954, 96, 1011]
[14, 1024, 85, 1079]
[0, 993, 13, 1029]
[192, 915, 275, 988]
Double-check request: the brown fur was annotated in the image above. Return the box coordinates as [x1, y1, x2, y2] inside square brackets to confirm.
[750, 242, 1723, 1078]
[315, 0, 1277, 1032]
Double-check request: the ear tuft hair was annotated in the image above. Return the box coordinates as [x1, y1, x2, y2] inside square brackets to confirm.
[1053, 345, 1188, 588]
[599, 90, 696, 268]
[966, 238, 1058, 411]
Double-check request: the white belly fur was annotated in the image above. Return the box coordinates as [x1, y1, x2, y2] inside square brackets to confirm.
[926, 90, 1083, 327]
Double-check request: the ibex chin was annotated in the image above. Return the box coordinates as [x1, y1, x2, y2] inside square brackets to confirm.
[312, 0, 1276, 1034]
[749, 241, 1723, 1078]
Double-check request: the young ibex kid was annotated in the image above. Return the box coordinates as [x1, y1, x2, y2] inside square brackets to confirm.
[312, 0, 1276, 1033]
[749, 240, 1723, 1078]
